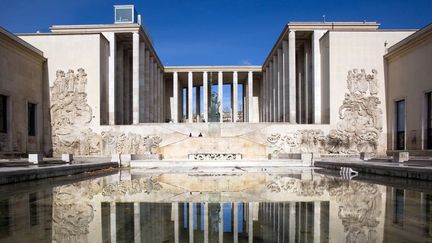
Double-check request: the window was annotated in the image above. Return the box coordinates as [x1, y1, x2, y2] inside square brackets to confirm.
[0, 95, 6, 133]
[396, 100, 406, 150]
[394, 189, 405, 225]
[28, 103, 36, 136]
[29, 193, 38, 226]
[427, 92, 432, 149]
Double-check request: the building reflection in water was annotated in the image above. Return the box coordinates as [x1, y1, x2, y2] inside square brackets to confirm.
[1, 171, 432, 242]
[101, 201, 330, 243]
[0, 190, 52, 243]
[384, 187, 432, 243]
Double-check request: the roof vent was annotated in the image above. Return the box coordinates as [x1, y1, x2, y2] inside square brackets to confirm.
[114, 5, 137, 24]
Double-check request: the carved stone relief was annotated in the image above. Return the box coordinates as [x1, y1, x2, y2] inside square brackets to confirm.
[266, 176, 382, 242]
[101, 177, 162, 197]
[268, 69, 383, 154]
[49, 68, 162, 156]
[52, 180, 104, 243]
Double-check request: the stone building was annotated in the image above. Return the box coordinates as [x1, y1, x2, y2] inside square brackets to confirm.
[0, 5, 422, 158]
[0, 27, 47, 156]
[385, 23, 432, 156]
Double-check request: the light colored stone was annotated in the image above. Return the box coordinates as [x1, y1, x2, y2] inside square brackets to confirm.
[360, 152, 374, 161]
[28, 154, 43, 164]
[301, 153, 313, 165]
[61, 154, 73, 163]
[393, 152, 409, 163]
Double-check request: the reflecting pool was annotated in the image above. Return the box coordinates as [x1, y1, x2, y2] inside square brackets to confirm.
[0, 167, 432, 243]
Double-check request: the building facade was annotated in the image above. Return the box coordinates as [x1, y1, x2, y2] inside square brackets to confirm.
[0, 27, 47, 156]
[0, 5, 421, 158]
[385, 23, 432, 156]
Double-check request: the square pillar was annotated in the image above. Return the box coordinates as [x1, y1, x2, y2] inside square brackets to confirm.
[132, 32, 140, 124]
[144, 50, 150, 122]
[282, 40, 289, 122]
[233, 71, 238, 123]
[288, 30, 297, 123]
[172, 72, 178, 123]
[203, 71, 208, 122]
[139, 42, 145, 122]
[248, 71, 253, 122]
[218, 71, 223, 123]
[196, 85, 201, 122]
[134, 202, 141, 243]
[107, 32, 116, 125]
[277, 48, 283, 122]
[312, 30, 325, 124]
[272, 55, 278, 122]
[268, 62, 273, 122]
[188, 72, 193, 123]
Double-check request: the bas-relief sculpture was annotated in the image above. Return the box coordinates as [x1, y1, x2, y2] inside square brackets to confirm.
[50, 68, 161, 156]
[268, 69, 383, 155]
[266, 176, 382, 243]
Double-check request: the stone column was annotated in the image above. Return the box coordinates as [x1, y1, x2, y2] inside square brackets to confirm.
[134, 202, 141, 243]
[277, 48, 283, 122]
[248, 71, 253, 122]
[107, 33, 116, 125]
[233, 202, 238, 243]
[218, 71, 223, 123]
[144, 50, 150, 122]
[160, 70, 164, 122]
[110, 202, 116, 243]
[132, 32, 140, 124]
[314, 201, 321, 243]
[272, 56, 278, 122]
[265, 67, 270, 122]
[304, 41, 311, 124]
[153, 63, 158, 122]
[203, 72, 208, 122]
[204, 202, 209, 243]
[196, 86, 201, 122]
[233, 71, 238, 122]
[189, 203, 194, 243]
[268, 62, 273, 122]
[282, 40, 289, 122]
[312, 30, 324, 124]
[188, 72, 193, 123]
[219, 203, 224, 242]
[289, 202, 295, 243]
[262, 70, 266, 122]
[173, 72, 178, 122]
[288, 30, 297, 123]
[172, 202, 179, 243]
[148, 58, 154, 121]
[139, 42, 145, 122]
[248, 202, 254, 243]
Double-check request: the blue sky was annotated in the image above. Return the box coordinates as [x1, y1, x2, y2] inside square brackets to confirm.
[1, 0, 431, 66]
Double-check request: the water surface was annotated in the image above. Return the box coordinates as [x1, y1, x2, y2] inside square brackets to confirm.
[0, 167, 431, 243]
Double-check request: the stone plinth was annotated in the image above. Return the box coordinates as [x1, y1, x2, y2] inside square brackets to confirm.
[131, 154, 162, 160]
[188, 153, 242, 161]
[393, 152, 409, 163]
[28, 154, 42, 164]
[360, 152, 375, 161]
[61, 154, 73, 163]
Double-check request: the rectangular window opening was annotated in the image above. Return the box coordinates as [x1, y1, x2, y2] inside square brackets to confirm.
[0, 95, 7, 133]
[28, 103, 37, 136]
[396, 100, 406, 150]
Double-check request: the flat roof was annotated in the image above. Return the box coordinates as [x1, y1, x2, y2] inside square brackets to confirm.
[0, 27, 45, 58]
[164, 66, 262, 72]
[386, 22, 432, 58]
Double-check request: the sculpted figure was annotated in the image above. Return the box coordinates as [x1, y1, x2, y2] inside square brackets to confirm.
[358, 69, 369, 94]
[367, 69, 379, 95]
[66, 69, 75, 93]
[76, 68, 87, 93]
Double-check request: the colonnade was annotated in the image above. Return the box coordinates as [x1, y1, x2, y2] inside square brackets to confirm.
[105, 201, 327, 243]
[261, 29, 325, 124]
[170, 69, 257, 123]
[107, 31, 164, 125]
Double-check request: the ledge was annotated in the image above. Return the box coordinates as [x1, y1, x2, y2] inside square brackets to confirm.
[315, 161, 432, 181]
[0, 162, 119, 185]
